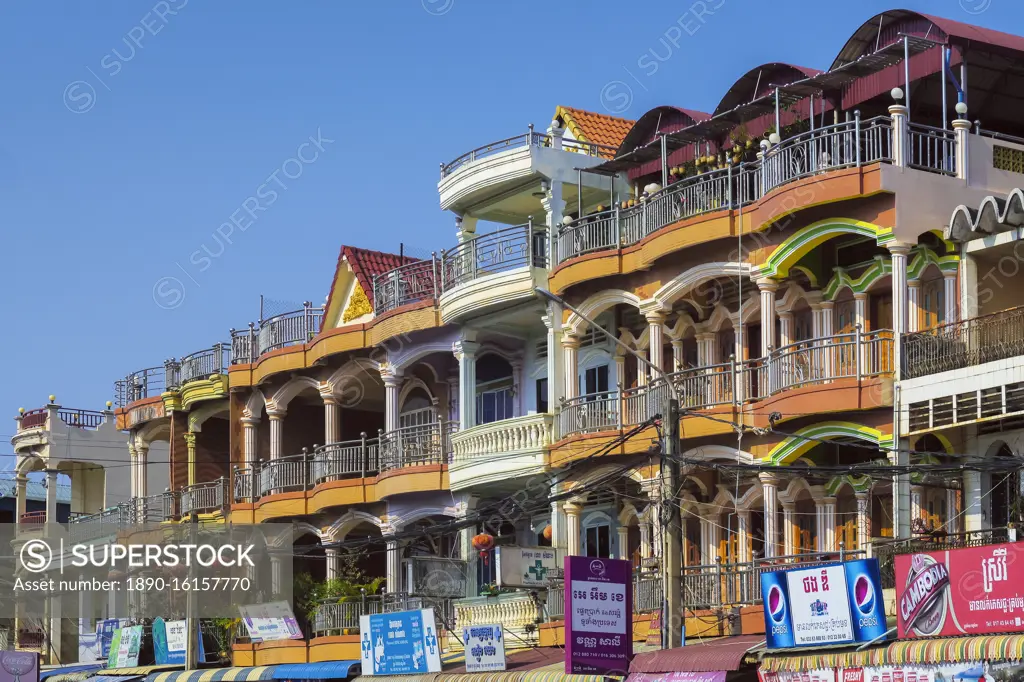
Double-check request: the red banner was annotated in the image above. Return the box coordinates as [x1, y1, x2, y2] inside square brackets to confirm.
[896, 541, 1024, 638]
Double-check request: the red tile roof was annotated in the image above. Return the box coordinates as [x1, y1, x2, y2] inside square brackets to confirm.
[556, 106, 635, 150]
[324, 245, 420, 318]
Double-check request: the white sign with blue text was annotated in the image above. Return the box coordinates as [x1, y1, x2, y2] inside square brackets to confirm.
[360, 608, 442, 676]
[462, 624, 506, 673]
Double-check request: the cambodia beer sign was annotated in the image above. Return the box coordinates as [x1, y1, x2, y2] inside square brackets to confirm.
[896, 541, 1024, 638]
[564, 556, 632, 675]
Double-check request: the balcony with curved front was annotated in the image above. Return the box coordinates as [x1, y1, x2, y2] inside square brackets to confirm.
[449, 412, 553, 491]
[115, 342, 230, 423]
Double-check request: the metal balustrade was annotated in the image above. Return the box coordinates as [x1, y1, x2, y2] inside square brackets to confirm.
[228, 303, 324, 364]
[313, 437, 380, 482]
[372, 258, 440, 316]
[907, 122, 956, 175]
[903, 307, 1024, 379]
[170, 343, 229, 387]
[559, 331, 895, 439]
[440, 222, 546, 290]
[115, 366, 165, 407]
[379, 421, 457, 472]
[19, 409, 47, 429]
[440, 125, 614, 179]
[555, 116, 895, 264]
[314, 598, 383, 636]
[259, 454, 308, 496]
[132, 492, 176, 522]
[233, 466, 256, 502]
[634, 574, 663, 613]
[179, 478, 226, 515]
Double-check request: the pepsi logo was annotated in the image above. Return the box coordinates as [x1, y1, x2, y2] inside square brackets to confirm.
[854, 574, 875, 615]
[767, 584, 786, 623]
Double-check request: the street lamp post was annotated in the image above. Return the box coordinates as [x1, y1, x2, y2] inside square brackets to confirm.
[535, 287, 683, 650]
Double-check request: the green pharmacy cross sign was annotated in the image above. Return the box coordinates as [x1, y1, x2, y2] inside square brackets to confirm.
[525, 560, 548, 583]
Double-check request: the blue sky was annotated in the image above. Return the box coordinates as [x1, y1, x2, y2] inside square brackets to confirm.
[0, 0, 1015, 449]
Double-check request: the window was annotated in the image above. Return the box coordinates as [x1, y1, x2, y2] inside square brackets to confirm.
[477, 387, 514, 425]
[585, 524, 611, 558]
[583, 365, 609, 397]
[536, 378, 548, 413]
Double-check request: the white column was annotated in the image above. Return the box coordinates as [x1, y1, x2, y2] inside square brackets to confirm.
[946, 488, 960, 534]
[964, 470, 983, 531]
[543, 304, 565, 412]
[856, 493, 870, 553]
[267, 410, 285, 460]
[646, 310, 667, 372]
[696, 332, 715, 366]
[242, 417, 259, 465]
[671, 339, 684, 371]
[636, 348, 649, 387]
[953, 116, 972, 181]
[644, 480, 663, 557]
[323, 395, 340, 444]
[944, 273, 959, 324]
[325, 547, 340, 581]
[907, 282, 921, 333]
[889, 103, 908, 167]
[890, 243, 911, 377]
[136, 443, 149, 499]
[639, 522, 651, 559]
[271, 557, 282, 597]
[738, 511, 751, 563]
[550, 481, 566, 550]
[961, 253, 978, 319]
[911, 485, 924, 532]
[733, 316, 746, 402]
[854, 293, 868, 331]
[542, 175, 565, 263]
[614, 353, 626, 390]
[758, 278, 779, 354]
[15, 475, 26, 529]
[563, 335, 580, 400]
[564, 502, 582, 556]
[45, 469, 58, 523]
[817, 497, 836, 552]
[778, 312, 794, 349]
[458, 498, 479, 598]
[510, 358, 524, 417]
[617, 526, 630, 561]
[893, 438, 912, 538]
[700, 514, 720, 565]
[760, 473, 779, 558]
[128, 443, 138, 499]
[381, 367, 404, 432]
[453, 339, 479, 430]
[386, 539, 402, 594]
[782, 504, 796, 557]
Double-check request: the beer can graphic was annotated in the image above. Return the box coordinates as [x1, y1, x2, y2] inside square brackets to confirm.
[894, 670, 904, 682]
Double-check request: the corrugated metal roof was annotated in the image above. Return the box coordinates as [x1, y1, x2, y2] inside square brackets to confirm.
[0, 477, 71, 503]
[628, 635, 764, 673]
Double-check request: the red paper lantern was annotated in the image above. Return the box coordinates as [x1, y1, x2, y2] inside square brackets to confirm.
[472, 533, 495, 565]
[542, 525, 553, 541]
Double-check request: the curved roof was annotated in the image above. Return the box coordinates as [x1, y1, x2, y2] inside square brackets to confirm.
[947, 188, 1024, 242]
[714, 63, 821, 116]
[616, 105, 711, 157]
[832, 9, 1024, 70]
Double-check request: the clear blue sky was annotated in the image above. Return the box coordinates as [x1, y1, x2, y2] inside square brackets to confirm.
[0, 0, 1015, 445]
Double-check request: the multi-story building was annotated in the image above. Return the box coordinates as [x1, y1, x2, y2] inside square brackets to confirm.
[18, 6, 1024, 666]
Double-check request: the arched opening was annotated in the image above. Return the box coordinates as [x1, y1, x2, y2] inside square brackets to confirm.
[399, 386, 435, 429]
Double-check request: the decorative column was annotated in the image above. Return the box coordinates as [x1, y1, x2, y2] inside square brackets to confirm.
[911, 485, 924, 532]
[893, 438, 912, 539]
[778, 311, 794, 349]
[457, 496, 479, 598]
[944, 272, 959, 324]
[453, 338, 480, 430]
[953, 113, 972, 181]
[737, 510, 751, 563]
[542, 173, 566, 263]
[386, 538, 402, 594]
[542, 304, 565, 413]
[562, 334, 580, 401]
[856, 492, 870, 554]
[267, 410, 285, 460]
[325, 547, 340, 581]
[782, 503, 796, 557]
[907, 282, 921, 333]
[323, 394, 340, 445]
[14, 475, 26, 529]
[184, 432, 197, 486]
[549, 480, 566, 550]
[700, 514, 720, 566]
[381, 367, 404, 433]
[447, 372, 459, 423]
[946, 488, 961, 534]
[963, 470, 983, 531]
[617, 526, 630, 561]
[614, 353, 626, 390]
[646, 310, 667, 373]
[696, 331, 715, 366]
[271, 557, 282, 597]
[643, 479, 663, 558]
[890, 243, 912, 377]
[760, 473, 778, 558]
[671, 339, 684, 371]
[636, 347, 649, 387]
[758, 278, 779, 356]
[817, 497, 836, 552]
[733, 314, 746, 402]
[889, 102, 908, 168]
[242, 417, 259, 465]
[854, 292, 869, 372]
[564, 501, 582, 556]
[128, 443, 139, 499]
[136, 442, 149, 500]
[639, 522, 651, 559]
[510, 357, 524, 417]
[45, 469, 58, 524]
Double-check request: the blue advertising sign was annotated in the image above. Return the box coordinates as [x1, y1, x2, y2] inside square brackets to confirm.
[844, 558, 887, 643]
[153, 619, 202, 665]
[359, 608, 442, 676]
[760, 558, 887, 650]
[98, 619, 126, 659]
[760, 569, 795, 649]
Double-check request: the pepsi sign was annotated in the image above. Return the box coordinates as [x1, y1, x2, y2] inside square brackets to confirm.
[760, 558, 887, 649]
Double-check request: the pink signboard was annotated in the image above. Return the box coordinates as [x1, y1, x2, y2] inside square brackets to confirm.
[564, 556, 633, 675]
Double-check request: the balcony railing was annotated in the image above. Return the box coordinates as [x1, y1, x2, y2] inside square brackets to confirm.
[372, 258, 440, 317]
[559, 330, 894, 439]
[115, 366, 166, 407]
[450, 413, 552, 463]
[634, 573, 663, 613]
[19, 511, 46, 526]
[258, 453, 309, 497]
[555, 115, 894, 264]
[229, 303, 325, 364]
[312, 436, 380, 482]
[903, 307, 1024, 379]
[907, 122, 956, 175]
[440, 222, 547, 290]
[19, 409, 47, 429]
[313, 597, 383, 636]
[132, 492, 176, 523]
[179, 478, 226, 515]
[379, 420, 457, 472]
[168, 343, 229, 388]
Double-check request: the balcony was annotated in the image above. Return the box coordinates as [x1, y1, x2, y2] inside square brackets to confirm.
[312, 594, 452, 638]
[371, 259, 439, 318]
[115, 366, 166, 407]
[438, 223, 549, 323]
[449, 413, 552, 490]
[555, 116, 895, 264]
[439, 126, 615, 221]
[453, 591, 541, 650]
[379, 421, 457, 471]
[167, 343, 230, 388]
[180, 478, 227, 515]
[17, 406, 108, 432]
[230, 303, 325, 365]
[559, 330, 893, 439]
[902, 308, 1024, 435]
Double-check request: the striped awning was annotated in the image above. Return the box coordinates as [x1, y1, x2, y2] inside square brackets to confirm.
[46, 673, 98, 682]
[41, 664, 104, 682]
[146, 668, 276, 682]
[760, 635, 1024, 672]
[271, 662, 359, 679]
[351, 662, 619, 682]
[93, 676, 148, 682]
[108, 668, 181, 678]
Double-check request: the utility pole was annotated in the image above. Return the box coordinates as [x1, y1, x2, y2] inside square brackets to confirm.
[534, 287, 684, 651]
[185, 517, 200, 670]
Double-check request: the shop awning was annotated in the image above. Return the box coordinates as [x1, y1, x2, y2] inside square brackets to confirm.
[759, 634, 1024, 671]
[109, 667, 181, 678]
[630, 636, 765, 673]
[350, 648, 622, 682]
[41, 665, 105, 682]
[92, 676, 150, 682]
[271, 662, 360, 680]
[626, 673, 726, 682]
[46, 672, 100, 682]
[147, 668, 276, 682]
